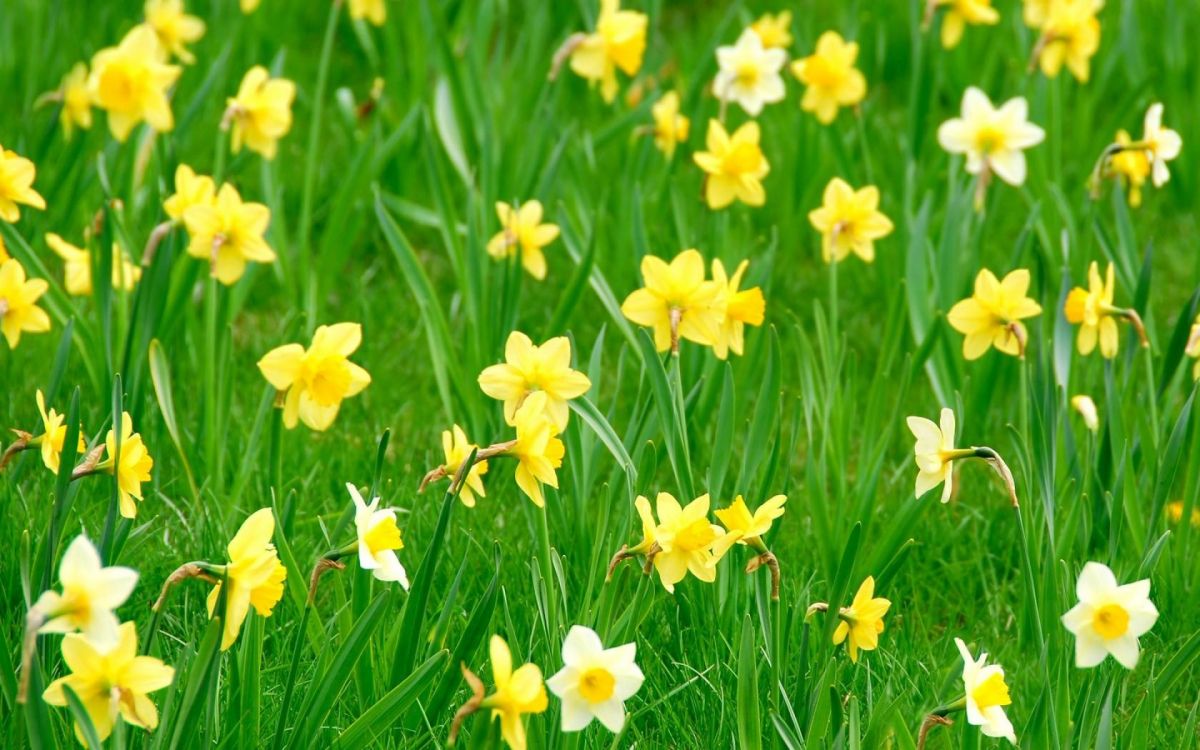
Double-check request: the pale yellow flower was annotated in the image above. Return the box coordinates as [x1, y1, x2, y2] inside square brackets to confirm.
[1109, 129, 1149, 207]
[164, 164, 216, 221]
[750, 11, 793, 49]
[46, 233, 142, 295]
[1061, 562, 1158, 669]
[257, 323, 372, 431]
[693, 119, 770, 210]
[956, 638, 1017, 744]
[568, 0, 648, 103]
[808, 178, 893, 264]
[937, 87, 1045, 187]
[620, 249, 725, 352]
[546, 625, 644, 734]
[791, 31, 866, 124]
[0, 145, 47, 223]
[440, 424, 488, 507]
[1070, 394, 1099, 432]
[478, 331, 591, 430]
[348, 483, 408, 587]
[144, 0, 206, 64]
[934, 0, 1000, 49]
[58, 63, 94, 138]
[88, 25, 181, 142]
[1141, 103, 1182, 188]
[0, 258, 51, 348]
[650, 91, 690, 158]
[711, 259, 765, 360]
[485, 201, 559, 280]
[227, 66, 296, 159]
[1036, 0, 1101, 82]
[906, 407, 957, 502]
[32, 535, 137, 649]
[182, 183, 276, 284]
[947, 268, 1042, 359]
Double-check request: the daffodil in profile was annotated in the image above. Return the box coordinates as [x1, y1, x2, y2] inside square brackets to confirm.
[164, 164, 216, 221]
[644, 492, 724, 593]
[1140, 102, 1182, 188]
[439, 425, 489, 507]
[478, 331, 591, 431]
[832, 577, 891, 663]
[947, 268, 1042, 359]
[1070, 394, 1100, 432]
[808, 178, 893, 264]
[1061, 562, 1158, 669]
[1032, 0, 1100, 82]
[621, 249, 724, 353]
[32, 389, 86, 473]
[97, 412, 155, 519]
[348, 483, 408, 587]
[791, 31, 867, 124]
[907, 407, 957, 502]
[0, 145, 46, 223]
[456, 635, 548, 750]
[57, 63, 93, 138]
[955, 638, 1016, 744]
[693, 119, 771, 210]
[144, 0, 206, 64]
[565, 0, 647, 103]
[486, 201, 560, 280]
[750, 11, 793, 49]
[713, 28, 787, 116]
[46, 234, 142, 295]
[547, 625, 644, 734]
[1108, 129, 1150, 207]
[31, 535, 138, 649]
[508, 392, 565, 508]
[711, 494, 786, 560]
[183, 183, 276, 284]
[938, 87, 1045, 196]
[43, 622, 174, 743]
[349, 0, 387, 25]
[929, 0, 1000, 49]
[88, 25, 181, 142]
[0, 258, 51, 348]
[207, 508, 288, 650]
[1064, 261, 1146, 358]
[711, 259, 765, 359]
[257, 322, 372, 431]
[650, 91, 690, 158]
[226, 66, 296, 160]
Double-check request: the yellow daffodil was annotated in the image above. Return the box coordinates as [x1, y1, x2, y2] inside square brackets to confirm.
[938, 87, 1045, 195]
[1034, 0, 1100, 82]
[183, 183, 276, 284]
[1061, 562, 1158, 669]
[33, 389, 86, 473]
[57, 63, 93, 138]
[207, 508, 287, 651]
[348, 483, 408, 587]
[88, 25, 181, 142]
[144, 0, 206, 64]
[0, 258, 51, 348]
[1166, 501, 1200, 528]
[933, 0, 1000, 49]
[349, 0, 387, 25]
[832, 576, 891, 663]
[620, 249, 724, 353]
[43, 622, 174, 743]
[478, 331, 591, 431]
[714, 28, 787, 116]
[650, 91, 690, 158]
[906, 407, 957, 502]
[750, 11, 793, 49]
[485, 201, 560, 280]
[546, 625, 643, 734]
[711, 494, 786, 560]
[226, 66, 296, 159]
[46, 234, 142, 295]
[955, 638, 1017, 744]
[808, 178, 893, 264]
[440, 424, 488, 507]
[711, 259, 765, 359]
[509, 392, 565, 508]
[240, 0, 261, 12]
[1070, 394, 1100, 432]
[643, 492, 724, 592]
[98, 412, 154, 519]
[947, 268, 1042, 359]
[32, 535, 138, 649]
[1141, 102, 1182, 188]
[482, 635, 549, 750]
[164, 164, 216, 221]
[1064, 261, 1131, 358]
[1109, 129, 1150, 207]
[257, 322, 372, 431]
[791, 31, 867, 124]
[693, 119, 770, 210]
[567, 0, 647, 103]
[0, 145, 47, 223]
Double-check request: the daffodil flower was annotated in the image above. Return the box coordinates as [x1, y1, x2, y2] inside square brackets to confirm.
[650, 91, 690, 158]
[712, 494, 786, 597]
[455, 635, 548, 750]
[348, 483, 409, 587]
[621, 249, 725, 353]
[46, 233, 142, 295]
[693, 119, 771, 210]
[438, 424, 488, 507]
[791, 31, 867, 124]
[144, 0, 206, 64]
[57, 63, 94, 138]
[546, 625, 644, 733]
[43, 622, 174, 743]
[1031, 0, 1100, 82]
[1061, 562, 1158, 669]
[1064, 261, 1147, 358]
[31, 535, 138, 649]
[808, 177, 894, 264]
[348, 0, 387, 26]
[1166, 500, 1200, 528]
[928, 0, 1000, 49]
[1141, 102, 1182, 187]
[954, 638, 1017, 744]
[1070, 394, 1100, 432]
[207, 508, 288, 650]
[87, 25, 181, 142]
[938, 87, 1045, 205]
[508, 392, 565, 508]
[907, 408, 1019, 506]
[947, 268, 1042, 359]
[164, 164, 216, 221]
[713, 28, 787, 116]
[711, 259, 766, 359]
[33, 389, 86, 473]
[183, 183, 276, 285]
[1089, 104, 1180, 200]
[832, 577, 891, 663]
[257, 322, 372, 431]
[564, 0, 647, 103]
[644, 492, 725, 593]
[750, 11, 793, 49]
[97, 412, 154, 519]
[478, 331, 591, 431]
[1108, 129, 1150, 207]
[226, 66, 296, 160]
[485, 201, 560, 280]
[0, 258, 51, 348]
[0, 145, 47, 223]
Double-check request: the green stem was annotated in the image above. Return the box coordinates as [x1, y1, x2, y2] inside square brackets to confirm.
[1143, 345, 1159, 451]
[203, 274, 220, 487]
[272, 600, 313, 750]
[829, 256, 839, 343]
[269, 406, 283, 503]
[535, 501, 558, 645]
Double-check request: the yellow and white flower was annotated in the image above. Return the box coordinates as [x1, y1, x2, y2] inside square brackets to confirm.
[713, 28, 787, 116]
[1141, 102, 1182, 188]
[546, 625, 644, 733]
[1061, 562, 1158, 669]
[938, 87, 1045, 187]
[955, 637, 1016, 744]
[348, 483, 408, 587]
[32, 535, 138, 649]
[906, 407, 957, 502]
[1070, 395, 1099, 432]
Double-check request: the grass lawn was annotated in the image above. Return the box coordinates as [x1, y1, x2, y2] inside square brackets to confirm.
[3, 0, 1200, 747]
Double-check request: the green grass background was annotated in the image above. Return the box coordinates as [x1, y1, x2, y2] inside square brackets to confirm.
[2, 0, 1200, 747]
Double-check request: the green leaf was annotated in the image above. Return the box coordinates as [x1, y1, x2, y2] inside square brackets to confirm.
[737, 615, 762, 750]
[334, 650, 448, 745]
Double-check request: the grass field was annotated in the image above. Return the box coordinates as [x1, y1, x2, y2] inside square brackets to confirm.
[3, 0, 1200, 747]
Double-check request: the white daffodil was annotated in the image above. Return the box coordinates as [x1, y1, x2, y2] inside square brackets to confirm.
[955, 637, 1016, 745]
[1061, 562, 1158, 669]
[906, 407, 958, 502]
[713, 28, 786, 116]
[348, 483, 409, 588]
[937, 87, 1045, 186]
[33, 535, 138, 649]
[1141, 103, 1182, 188]
[1070, 395, 1099, 432]
[546, 625, 644, 734]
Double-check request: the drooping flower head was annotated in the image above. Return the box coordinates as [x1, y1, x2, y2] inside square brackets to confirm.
[1063, 261, 1130, 358]
[33, 389, 86, 473]
[808, 178, 894, 264]
[57, 63, 94, 138]
[567, 0, 647, 103]
[1061, 562, 1158, 669]
[546, 626, 644, 734]
[485, 201, 560, 280]
[955, 638, 1016, 744]
[102, 412, 154, 519]
[713, 28, 787, 116]
[750, 11, 793, 49]
[0, 258, 51, 348]
[791, 31, 867, 124]
[144, 0, 206, 64]
[509, 392, 565, 508]
[46, 233, 142, 295]
[693, 119, 771, 210]
[32, 535, 138, 649]
[0, 145, 46, 223]
[932, 0, 1000, 49]
[88, 25, 181, 142]
[1109, 129, 1150, 207]
[938, 87, 1045, 190]
[348, 483, 408, 587]
[947, 268, 1042, 360]
[478, 331, 591, 431]
[620, 249, 725, 353]
[183, 183, 276, 284]
[257, 322, 372, 431]
[650, 91, 690, 158]
[207, 508, 288, 650]
[482, 635, 549, 750]
[906, 407, 957, 502]
[711, 259, 765, 360]
[226, 66, 296, 160]
[832, 576, 891, 663]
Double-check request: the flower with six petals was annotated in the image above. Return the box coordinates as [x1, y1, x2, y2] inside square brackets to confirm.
[711, 259, 766, 359]
[791, 31, 867, 124]
[947, 268, 1042, 360]
[833, 577, 892, 663]
[87, 25, 181, 142]
[0, 145, 47, 223]
[0, 258, 51, 348]
[485, 201, 560, 280]
[183, 183, 276, 285]
[257, 322, 372, 431]
[693, 119, 771, 210]
[348, 483, 409, 587]
[546, 625, 644, 734]
[808, 177, 894, 264]
[713, 28, 787, 116]
[207, 508, 288, 650]
[478, 331, 591, 431]
[567, 0, 647, 103]
[226, 66, 296, 159]
[621, 249, 725, 353]
[32, 535, 138, 650]
[1061, 561, 1158, 669]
